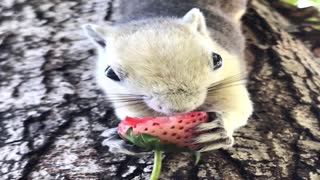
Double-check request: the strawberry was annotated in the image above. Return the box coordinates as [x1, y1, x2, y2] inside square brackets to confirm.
[118, 111, 208, 152]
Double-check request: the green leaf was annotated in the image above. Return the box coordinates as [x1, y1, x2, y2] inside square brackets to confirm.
[281, 0, 320, 8]
[310, 0, 320, 5]
[314, 25, 320, 30]
[194, 151, 201, 165]
[307, 17, 319, 21]
[281, 0, 298, 5]
[122, 128, 194, 152]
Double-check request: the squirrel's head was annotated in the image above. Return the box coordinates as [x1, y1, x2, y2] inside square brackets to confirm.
[83, 8, 240, 119]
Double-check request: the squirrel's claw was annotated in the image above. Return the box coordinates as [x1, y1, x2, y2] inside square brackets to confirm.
[193, 112, 234, 152]
[196, 137, 234, 152]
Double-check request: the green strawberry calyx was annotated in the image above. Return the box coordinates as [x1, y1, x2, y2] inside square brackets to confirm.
[122, 128, 192, 152]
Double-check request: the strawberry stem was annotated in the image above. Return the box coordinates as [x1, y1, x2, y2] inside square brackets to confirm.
[150, 150, 162, 180]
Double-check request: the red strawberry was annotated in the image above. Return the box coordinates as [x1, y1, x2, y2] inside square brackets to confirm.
[118, 111, 208, 151]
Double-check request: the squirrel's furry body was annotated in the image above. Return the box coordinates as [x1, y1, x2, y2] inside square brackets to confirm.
[84, 0, 253, 154]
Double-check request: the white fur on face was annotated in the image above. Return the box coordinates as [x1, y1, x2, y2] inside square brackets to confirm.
[95, 20, 217, 117]
[89, 9, 244, 120]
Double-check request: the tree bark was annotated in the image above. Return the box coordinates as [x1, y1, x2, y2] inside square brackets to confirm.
[0, 0, 319, 179]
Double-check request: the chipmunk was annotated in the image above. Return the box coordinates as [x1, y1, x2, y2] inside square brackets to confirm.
[83, 0, 253, 155]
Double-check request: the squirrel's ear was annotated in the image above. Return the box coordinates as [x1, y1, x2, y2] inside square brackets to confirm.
[82, 24, 113, 48]
[182, 8, 209, 36]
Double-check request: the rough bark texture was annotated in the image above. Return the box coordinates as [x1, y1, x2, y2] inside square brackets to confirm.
[0, 0, 319, 179]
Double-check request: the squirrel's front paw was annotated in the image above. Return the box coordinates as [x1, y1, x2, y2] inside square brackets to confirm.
[101, 128, 151, 156]
[193, 112, 234, 152]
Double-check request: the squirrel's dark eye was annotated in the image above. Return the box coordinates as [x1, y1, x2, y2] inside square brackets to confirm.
[105, 66, 120, 81]
[212, 52, 222, 70]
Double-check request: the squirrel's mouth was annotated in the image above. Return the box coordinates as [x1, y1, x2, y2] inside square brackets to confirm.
[141, 100, 213, 117]
[140, 103, 217, 119]
[132, 110, 217, 123]
[144, 100, 204, 115]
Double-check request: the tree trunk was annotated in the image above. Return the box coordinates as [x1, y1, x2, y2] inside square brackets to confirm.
[0, 0, 319, 179]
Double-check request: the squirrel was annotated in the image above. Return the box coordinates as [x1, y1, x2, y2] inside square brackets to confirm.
[83, 0, 253, 155]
